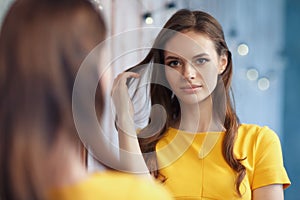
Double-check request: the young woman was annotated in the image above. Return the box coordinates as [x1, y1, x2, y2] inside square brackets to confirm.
[112, 9, 291, 199]
[0, 0, 172, 199]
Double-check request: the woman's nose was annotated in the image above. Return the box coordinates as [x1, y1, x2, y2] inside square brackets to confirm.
[183, 63, 196, 80]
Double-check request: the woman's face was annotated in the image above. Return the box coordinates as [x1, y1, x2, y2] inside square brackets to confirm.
[164, 30, 227, 105]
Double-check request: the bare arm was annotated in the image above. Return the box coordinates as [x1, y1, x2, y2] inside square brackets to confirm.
[111, 72, 152, 178]
[253, 184, 284, 200]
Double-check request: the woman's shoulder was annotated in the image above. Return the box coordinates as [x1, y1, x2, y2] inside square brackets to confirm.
[236, 124, 280, 147]
[94, 172, 173, 199]
[238, 123, 277, 137]
[48, 171, 172, 200]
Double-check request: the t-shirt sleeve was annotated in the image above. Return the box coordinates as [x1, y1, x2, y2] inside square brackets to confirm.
[252, 126, 291, 189]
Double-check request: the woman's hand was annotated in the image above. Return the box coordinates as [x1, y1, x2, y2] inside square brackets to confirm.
[111, 72, 151, 176]
[111, 72, 139, 132]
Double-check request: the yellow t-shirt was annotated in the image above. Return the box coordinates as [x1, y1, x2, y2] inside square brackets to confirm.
[156, 124, 291, 200]
[48, 171, 172, 200]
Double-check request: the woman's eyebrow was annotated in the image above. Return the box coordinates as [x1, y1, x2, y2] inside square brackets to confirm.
[165, 53, 210, 61]
[164, 55, 181, 60]
[192, 53, 209, 59]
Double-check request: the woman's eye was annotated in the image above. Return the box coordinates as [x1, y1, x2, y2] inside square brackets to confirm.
[167, 60, 182, 67]
[195, 58, 209, 65]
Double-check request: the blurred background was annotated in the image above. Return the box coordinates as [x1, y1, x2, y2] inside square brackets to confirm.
[1, 0, 299, 199]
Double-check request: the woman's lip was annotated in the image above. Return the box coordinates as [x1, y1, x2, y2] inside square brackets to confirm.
[180, 85, 202, 89]
[180, 85, 202, 93]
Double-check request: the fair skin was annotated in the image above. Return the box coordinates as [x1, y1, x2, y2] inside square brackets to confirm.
[112, 30, 284, 199]
[253, 185, 284, 200]
[164, 31, 226, 132]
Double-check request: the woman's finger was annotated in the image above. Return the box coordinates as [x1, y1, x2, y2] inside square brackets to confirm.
[114, 72, 140, 85]
[111, 72, 140, 96]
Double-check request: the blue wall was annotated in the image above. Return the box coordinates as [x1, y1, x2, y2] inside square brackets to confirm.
[283, 0, 300, 199]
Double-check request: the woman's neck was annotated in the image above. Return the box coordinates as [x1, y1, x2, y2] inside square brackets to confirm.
[45, 136, 88, 188]
[174, 96, 224, 133]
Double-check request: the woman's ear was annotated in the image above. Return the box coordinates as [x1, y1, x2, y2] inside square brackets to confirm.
[218, 54, 228, 74]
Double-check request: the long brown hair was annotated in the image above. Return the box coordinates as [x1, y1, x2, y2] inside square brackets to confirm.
[0, 0, 106, 199]
[128, 9, 245, 196]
